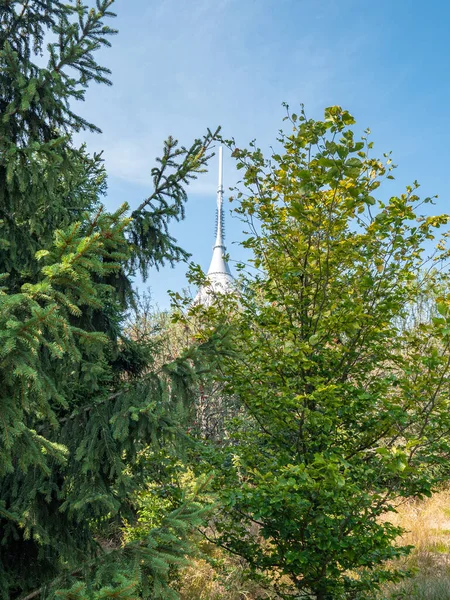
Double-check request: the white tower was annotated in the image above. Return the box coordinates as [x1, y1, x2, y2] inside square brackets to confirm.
[194, 147, 234, 305]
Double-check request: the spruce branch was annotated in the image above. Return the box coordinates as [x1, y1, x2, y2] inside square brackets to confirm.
[17, 480, 211, 600]
[128, 128, 221, 275]
[132, 128, 220, 218]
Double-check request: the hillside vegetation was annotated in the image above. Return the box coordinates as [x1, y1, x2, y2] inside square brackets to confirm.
[2, 2, 450, 599]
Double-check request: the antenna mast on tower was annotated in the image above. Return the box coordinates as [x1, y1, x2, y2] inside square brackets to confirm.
[194, 147, 234, 305]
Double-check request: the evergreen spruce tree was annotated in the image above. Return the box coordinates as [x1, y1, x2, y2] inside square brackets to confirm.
[0, 2, 218, 598]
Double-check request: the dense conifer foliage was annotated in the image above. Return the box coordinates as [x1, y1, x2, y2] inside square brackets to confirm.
[187, 107, 450, 599]
[0, 2, 217, 598]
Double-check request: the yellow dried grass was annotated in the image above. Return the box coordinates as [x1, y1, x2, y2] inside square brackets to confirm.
[382, 489, 450, 599]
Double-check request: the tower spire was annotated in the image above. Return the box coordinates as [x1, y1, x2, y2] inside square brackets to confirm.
[215, 146, 225, 247]
[194, 146, 234, 305]
[208, 145, 232, 277]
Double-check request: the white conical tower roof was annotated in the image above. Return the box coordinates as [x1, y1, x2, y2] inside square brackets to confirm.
[194, 147, 234, 305]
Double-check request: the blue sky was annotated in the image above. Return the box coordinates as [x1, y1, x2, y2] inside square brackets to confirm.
[77, 0, 450, 308]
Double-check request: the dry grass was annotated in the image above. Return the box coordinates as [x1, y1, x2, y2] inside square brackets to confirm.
[381, 489, 450, 599]
[177, 541, 274, 600]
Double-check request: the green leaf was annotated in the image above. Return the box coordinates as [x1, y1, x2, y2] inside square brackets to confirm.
[437, 302, 448, 317]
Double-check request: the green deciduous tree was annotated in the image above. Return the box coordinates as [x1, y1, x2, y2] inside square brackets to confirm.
[0, 2, 218, 598]
[189, 106, 450, 599]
